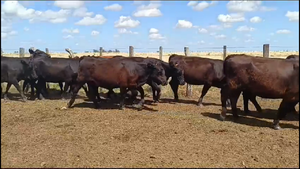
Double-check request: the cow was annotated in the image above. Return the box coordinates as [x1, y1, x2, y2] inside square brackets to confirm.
[64, 56, 168, 110]
[242, 54, 300, 114]
[130, 57, 185, 102]
[220, 54, 299, 130]
[28, 49, 88, 100]
[168, 54, 231, 107]
[1, 56, 37, 101]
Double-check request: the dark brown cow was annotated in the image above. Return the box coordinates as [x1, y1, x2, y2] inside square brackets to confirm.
[168, 54, 230, 107]
[220, 54, 299, 130]
[242, 54, 300, 114]
[65, 56, 168, 110]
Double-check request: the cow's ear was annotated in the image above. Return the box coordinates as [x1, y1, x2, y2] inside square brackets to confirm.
[29, 48, 35, 54]
[147, 63, 155, 69]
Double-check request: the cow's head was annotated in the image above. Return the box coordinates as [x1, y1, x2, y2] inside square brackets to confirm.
[29, 48, 51, 59]
[169, 62, 185, 85]
[147, 62, 168, 86]
[21, 59, 38, 79]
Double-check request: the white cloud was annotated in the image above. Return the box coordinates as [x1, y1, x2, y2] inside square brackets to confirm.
[187, 1, 217, 11]
[149, 28, 159, 34]
[73, 7, 94, 17]
[62, 28, 80, 34]
[75, 14, 106, 26]
[236, 25, 255, 32]
[24, 27, 29, 31]
[232, 36, 239, 41]
[114, 16, 140, 28]
[187, 1, 198, 7]
[250, 16, 262, 23]
[1, 1, 71, 24]
[53, 1, 84, 9]
[1, 30, 17, 39]
[91, 30, 99, 36]
[227, 1, 276, 13]
[276, 29, 291, 34]
[133, 2, 162, 17]
[176, 20, 193, 29]
[215, 34, 226, 39]
[245, 34, 251, 37]
[218, 13, 245, 23]
[198, 28, 208, 33]
[285, 11, 299, 22]
[63, 35, 73, 39]
[118, 28, 138, 34]
[149, 28, 165, 40]
[104, 4, 122, 11]
[209, 25, 223, 31]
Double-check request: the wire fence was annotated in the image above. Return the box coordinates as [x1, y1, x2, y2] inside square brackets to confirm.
[1, 45, 299, 55]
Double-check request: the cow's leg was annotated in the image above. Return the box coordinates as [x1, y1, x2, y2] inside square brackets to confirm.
[59, 82, 64, 95]
[135, 86, 145, 110]
[107, 89, 115, 100]
[273, 99, 290, 130]
[220, 87, 229, 121]
[23, 80, 30, 94]
[36, 80, 45, 100]
[151, 82, 161, 103]
[242, 91, 251, 114]
[230, 90, 242, 119]
[29, 80, 36, 100]
[249, 94, 262, 113]
[197, 84, 211, 107]
[66, 82, 85, 108]
[3, 83, 12, 100]
[12, 80, 27, 102]
[119, 87, 127, 110]
[89, 84, 99, 109]
[169, 78, 179, 102]
[61, 82, 70, 100]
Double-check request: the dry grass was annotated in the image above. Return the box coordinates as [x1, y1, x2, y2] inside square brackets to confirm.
[1, 85, 299, 168]
[3, 51, 299, 63]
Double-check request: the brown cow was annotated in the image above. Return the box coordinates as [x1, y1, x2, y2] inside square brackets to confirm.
[168, 54, 231, 107]
[286, 54, 299, 60]
[65, 56, 168, 110]
[220, 54, 299, 130]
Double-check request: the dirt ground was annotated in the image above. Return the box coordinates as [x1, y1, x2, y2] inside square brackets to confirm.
[1, 86, 299, 168]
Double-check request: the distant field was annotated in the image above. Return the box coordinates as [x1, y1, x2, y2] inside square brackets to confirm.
[2, 51, 299, 62]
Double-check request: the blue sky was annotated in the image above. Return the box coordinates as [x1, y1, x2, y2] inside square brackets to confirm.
[1, 1, 299, 53]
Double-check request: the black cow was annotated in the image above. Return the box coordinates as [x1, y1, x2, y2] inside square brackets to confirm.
[29, 49, 87, 100]
[220, 54, 299, 130]
[1, 56, 37, 101]
[65, 56, 168, 110]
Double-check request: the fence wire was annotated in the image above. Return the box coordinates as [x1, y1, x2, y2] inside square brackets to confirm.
[1, 45, 299, 55]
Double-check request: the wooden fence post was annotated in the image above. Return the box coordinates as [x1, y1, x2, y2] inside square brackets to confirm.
[184, 46, 192, 97]
[99, 47, 103, 56]
[159, 46, 163, 60]
[223, 45, 227, 60]
[19, 48, 25, 57]
[129, 46, 134, 57]
[263, 44, 269, 58]
[45, 48, 49, 54]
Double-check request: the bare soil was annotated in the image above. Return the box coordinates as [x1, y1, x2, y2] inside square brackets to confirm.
[1, 87, 299, 168]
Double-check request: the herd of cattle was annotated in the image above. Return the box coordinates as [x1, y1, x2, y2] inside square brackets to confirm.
[1, 49, 299, 130]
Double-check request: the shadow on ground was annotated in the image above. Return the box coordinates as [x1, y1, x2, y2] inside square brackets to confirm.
[202, 111, 299, 130]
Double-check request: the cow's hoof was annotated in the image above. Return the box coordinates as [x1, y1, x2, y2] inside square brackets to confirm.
[197, 103, 204, 107]
[61, 97, 66, 100]
[22, 98, 27, 102]
[273, 125, 281, 130]
[174, 98, 179, 102]
[119, 106, 125, 110]
[219, 114, 226, 121]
